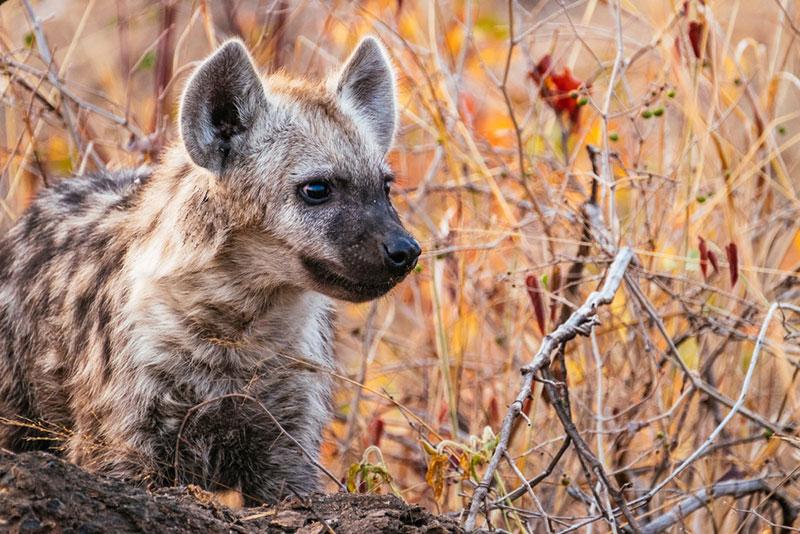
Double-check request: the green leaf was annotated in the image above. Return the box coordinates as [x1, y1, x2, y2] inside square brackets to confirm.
[138, 50, 156, 71]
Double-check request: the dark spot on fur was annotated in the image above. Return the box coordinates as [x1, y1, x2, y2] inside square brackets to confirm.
[61, 188, 88, 207]
[94, 255, 117, 288]
[112, 194, 135, 211]
[96, 295, 112, 332]
[204, 221, 217, 243]
[175, 163, 192, 182]
[145, 209, 162, 236]
[19, 236, 57, 281]
[0, 242, 12, 279]
[57, 232, 76, 254]
[74, 291, 94, 328]
[100, 336, 113, 382]
[87, 231, 112, 255]
[24, 277, 53, 321]
[21, 205, 42, 237]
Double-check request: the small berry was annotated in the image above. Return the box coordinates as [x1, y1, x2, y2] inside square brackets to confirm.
[609, 132, 619, 142]
[653, 107, 664, 117]
[642, 110, 653, 119]
[667, 89, 676, 98]
[577, 97, 589, 106]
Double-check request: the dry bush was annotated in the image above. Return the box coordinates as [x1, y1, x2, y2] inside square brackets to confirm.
[1, 0, 800, 532]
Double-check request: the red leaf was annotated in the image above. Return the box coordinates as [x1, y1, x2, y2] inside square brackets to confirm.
[674, 19, 706, 60]
[725, 242, 739, 287]
[366, 417, 385, 447]
[549, 267, 562, 323]
[488, 396, 500, 427]
[688, 20, 705, 59]
[530, 54, 552, 85]
[529, 55, 588, 128]
[708, 250, 720, 274]
[437, 404, 449, 425]
[698, 236, 709, 279]
[526, 274, 547, 335]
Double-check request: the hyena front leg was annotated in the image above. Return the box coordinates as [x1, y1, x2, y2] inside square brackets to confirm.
[0, 339, 54, 453]
[64, 420, 160, 484]
[172, 393, 323, 506]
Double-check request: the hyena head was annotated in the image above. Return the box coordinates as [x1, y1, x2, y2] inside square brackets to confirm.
[179, 37, 420, 302]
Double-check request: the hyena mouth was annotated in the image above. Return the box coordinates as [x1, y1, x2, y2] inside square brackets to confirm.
[301, 256, 403, 301]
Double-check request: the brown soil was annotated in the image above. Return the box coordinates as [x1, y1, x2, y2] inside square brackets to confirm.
[0, 451, 463, 533]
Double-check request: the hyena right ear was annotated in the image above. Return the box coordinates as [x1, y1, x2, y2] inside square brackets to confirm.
[179, 39, 267, 174]
[336, 37, 396, 154]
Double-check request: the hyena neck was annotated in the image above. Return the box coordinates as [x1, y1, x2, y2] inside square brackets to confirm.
[127, 147, 322, 361]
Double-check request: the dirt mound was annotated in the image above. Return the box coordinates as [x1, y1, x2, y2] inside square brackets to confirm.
[0, 451, 462, 533]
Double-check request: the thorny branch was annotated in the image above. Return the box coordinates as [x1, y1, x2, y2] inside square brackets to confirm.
[542, 364, 642, 533]
[637, 477, 799, 534]
[629, 302, 800, 509]
[494, 436, 571, 505]
[19, 0, 100, 169]
[465, 199, 800, 531]
[464, 246, 635, 531]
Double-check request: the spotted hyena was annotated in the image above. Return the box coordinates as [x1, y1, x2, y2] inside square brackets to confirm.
[0, 37, 419, 505]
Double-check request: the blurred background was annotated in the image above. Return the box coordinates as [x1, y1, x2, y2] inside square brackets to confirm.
[1, 0, 800, 531]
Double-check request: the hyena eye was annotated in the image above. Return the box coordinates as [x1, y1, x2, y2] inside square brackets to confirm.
[383, 181, 391, 196]
[299, 181, 332, 205]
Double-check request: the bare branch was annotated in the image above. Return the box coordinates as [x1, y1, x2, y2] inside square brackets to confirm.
[638, 478, 799, 534]
[632, 302, 798, 507]
[464, 247, 635, 531]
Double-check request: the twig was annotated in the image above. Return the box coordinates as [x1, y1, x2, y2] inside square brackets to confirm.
[500, 0, 554, 257]
[150, 0, 176, 136]
[20, 0, 96, 167]
[599, 0, 625, 243]
[583, 208, 796, 438]
[638, 478, 799, 534]
[631, 302, 800, 508]
[542, 365, 642, 533]
[464, 247, 635, 531]
[503, 451, 554, 534]
[626, 276, 796, 436]
[1, 56, 134, 127]
[496, 437, 571, 504]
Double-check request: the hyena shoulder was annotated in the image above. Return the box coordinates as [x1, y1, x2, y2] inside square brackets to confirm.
[0, 166, 152, 306]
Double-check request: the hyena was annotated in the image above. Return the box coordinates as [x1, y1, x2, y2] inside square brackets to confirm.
[0, 37, 419, 505]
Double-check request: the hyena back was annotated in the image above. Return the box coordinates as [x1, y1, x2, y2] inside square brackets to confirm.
[0, 37, 419, 504]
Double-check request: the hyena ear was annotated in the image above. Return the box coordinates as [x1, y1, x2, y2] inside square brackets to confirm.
[179, 39, 267, 174]
[335, 37, 397, 154]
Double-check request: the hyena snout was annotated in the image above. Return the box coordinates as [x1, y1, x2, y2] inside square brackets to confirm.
[382, 230, 421, 275]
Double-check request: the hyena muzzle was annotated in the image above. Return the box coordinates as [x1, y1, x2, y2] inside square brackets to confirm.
[0, 37, 419, 505]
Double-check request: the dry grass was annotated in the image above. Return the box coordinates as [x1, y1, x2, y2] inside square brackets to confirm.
[2, 0, 800, 531]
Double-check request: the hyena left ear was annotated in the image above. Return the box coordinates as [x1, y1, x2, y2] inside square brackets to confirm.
[180, 39, 268, 174]
[336, 37, 397, 154]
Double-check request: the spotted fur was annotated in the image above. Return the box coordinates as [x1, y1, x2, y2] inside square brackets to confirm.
[0, 37, 418, 505]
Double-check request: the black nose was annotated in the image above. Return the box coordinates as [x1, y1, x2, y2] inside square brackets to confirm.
[383, 234, 421, 274]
